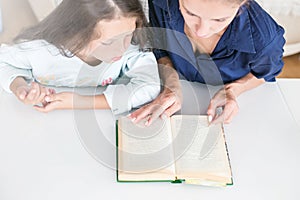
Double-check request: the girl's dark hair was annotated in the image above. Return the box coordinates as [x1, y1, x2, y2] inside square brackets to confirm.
[14, 0, 148, 56]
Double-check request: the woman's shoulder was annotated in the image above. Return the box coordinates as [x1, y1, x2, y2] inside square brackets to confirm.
[236, 0, 285, 53]
[246, 1, 284, 41]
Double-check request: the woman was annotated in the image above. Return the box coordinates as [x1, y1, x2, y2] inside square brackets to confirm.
[130, 0, 285, 125]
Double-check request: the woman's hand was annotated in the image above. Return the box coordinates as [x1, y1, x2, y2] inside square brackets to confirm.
[207, 87, 239, 124]
[10, 78, 54, 106]
[207, 73, 265, 124]
[129, 56, 182, 126]
[129, 86, 182, 126]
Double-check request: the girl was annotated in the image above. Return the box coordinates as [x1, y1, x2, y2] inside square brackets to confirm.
[0, 0, 160, 115]
[130, 0, 285, 124]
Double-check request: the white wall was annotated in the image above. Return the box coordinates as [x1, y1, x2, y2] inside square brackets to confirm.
[0, 0, 37, 43]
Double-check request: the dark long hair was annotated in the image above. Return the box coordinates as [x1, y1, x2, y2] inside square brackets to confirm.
[14, 0, 148, 56]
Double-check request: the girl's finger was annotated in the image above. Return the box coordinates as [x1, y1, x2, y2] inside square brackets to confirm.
[25, 88, 38, 102]
[36, 87, 47, 104]
[34, 101, 59, 113]
[17, 89, 28, 100]
[45, 93, 61, 102]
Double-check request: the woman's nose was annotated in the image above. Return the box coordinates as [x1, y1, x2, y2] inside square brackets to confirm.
[195, 21, 210, 38]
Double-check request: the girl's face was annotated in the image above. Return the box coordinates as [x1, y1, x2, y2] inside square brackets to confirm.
[179, 0, 243, 39]
[85, 16, 137, 63]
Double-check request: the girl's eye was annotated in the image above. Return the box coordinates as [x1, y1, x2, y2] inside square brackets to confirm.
[101, 40, 113, 46]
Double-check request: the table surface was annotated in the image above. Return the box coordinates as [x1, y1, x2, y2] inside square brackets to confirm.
[0, 79, 299, 200]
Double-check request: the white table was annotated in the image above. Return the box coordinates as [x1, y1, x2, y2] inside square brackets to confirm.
[0, 79, 299, 200]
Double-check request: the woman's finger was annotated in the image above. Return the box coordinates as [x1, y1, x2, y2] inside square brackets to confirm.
[129, 104, 153, 122]
[164, 101, 181, 117]
[145, 104, 165, 126]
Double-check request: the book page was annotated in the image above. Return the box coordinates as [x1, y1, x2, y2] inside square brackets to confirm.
[170, 115, 232, 183]
[118, 116, 176, 181]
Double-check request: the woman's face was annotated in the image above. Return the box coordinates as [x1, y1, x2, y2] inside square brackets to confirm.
[179, 0, 242, 38]
[85, 16, 137, 63]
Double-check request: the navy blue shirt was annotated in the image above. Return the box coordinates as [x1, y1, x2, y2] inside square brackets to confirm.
[148, 0, 285, 85]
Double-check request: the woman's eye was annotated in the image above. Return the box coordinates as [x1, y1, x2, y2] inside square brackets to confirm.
[187, 11, 196, 17]
[214, 18, 226, 22]
[184, 9, 197, 17]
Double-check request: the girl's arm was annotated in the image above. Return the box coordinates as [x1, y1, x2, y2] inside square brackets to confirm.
[34, 92, 110, 112]
[35, 50, 161, 113]
[0, 44, 51, 105]
[0, 44, 33, 93]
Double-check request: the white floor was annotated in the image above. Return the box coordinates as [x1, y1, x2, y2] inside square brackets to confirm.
[0, 0, 37, 43]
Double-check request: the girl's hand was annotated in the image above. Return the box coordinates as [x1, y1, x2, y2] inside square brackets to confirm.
[14, 82, 53, 106]
[34, 92, 83, 112]
[207, 87, 239, 124]
[129, 87, 182, 126]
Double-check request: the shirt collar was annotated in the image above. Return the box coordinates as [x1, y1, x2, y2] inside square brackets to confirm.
[151, 0, 256, 54]
[227, 6, 256, 54]
[152, 0, 171, 11]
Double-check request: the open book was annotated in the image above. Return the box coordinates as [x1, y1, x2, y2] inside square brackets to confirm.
[116, 115, 232, 187]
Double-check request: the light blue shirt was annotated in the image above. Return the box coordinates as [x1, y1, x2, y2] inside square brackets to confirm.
[0, 40, 160, 114]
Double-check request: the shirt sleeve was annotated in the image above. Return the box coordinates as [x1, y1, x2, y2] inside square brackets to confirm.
[250, 27, 285, 82]
[103, 51, 160, 115]
[148, 0, 169, 60]
[0, 44, 33, 93]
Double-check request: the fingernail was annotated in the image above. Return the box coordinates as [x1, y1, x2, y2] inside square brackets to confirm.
[161, 114, 167, 120]
[131, 117, 136, 122]
[145, 120, 149, 126]
[45, 96, 50, 102]
[32, 89, 36, 93]
[126, 113, 131, 117]
[208, 115, 213, 123]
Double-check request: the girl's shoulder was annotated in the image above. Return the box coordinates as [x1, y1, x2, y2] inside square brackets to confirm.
[0, 40, 60, 55]
[123, 44, 154, 59]
[120, 44, 156, 67]
[123, 44, 154, 61]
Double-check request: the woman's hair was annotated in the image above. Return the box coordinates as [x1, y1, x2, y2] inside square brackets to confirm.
[14, 0, 148, 56]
